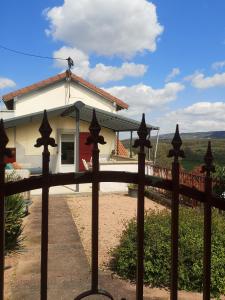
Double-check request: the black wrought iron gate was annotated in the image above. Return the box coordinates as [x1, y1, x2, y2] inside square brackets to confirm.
[0, 110, 224, 300]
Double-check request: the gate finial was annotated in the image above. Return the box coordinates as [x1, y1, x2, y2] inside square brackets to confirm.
[201, 141, 215, 176]
[133, 114, 151, 150]
[168, 124, 185, 161]
[86, 109, 106, 146]
[35, 110, 57, 148]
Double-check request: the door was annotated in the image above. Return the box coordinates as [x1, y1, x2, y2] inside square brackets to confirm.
[60, 133, 75, 172]
[79, 132, 92, 171]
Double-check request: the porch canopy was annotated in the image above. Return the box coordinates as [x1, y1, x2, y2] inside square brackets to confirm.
[3, 101, 160, 166]
[3, 101, 159, 132]
[61, 101, 159, 164]
[61, 101, 159, 132]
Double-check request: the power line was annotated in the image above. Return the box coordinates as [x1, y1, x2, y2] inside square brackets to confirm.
[0, 44, 67, 61]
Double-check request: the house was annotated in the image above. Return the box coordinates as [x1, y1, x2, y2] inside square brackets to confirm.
[0, 71, 159, 180]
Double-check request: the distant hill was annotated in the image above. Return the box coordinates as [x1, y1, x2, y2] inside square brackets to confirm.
[121, 131, 225, 171]
[159, 131, 225, 140]
[122, 131, 225, 146]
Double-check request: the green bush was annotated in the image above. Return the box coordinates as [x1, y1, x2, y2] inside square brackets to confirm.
[213, 165, 225, 199]
[5, 172, 25, 253]
[110, 208, 225, 297]
[5, 193, 25, 252]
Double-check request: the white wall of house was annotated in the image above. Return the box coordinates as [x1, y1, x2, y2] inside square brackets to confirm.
[5, 116, 116, 173]
[14, 80, 116, 117]
[100, 162, 153, 192]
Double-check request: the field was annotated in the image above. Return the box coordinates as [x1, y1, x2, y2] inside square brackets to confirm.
[122, 138, 225, 171]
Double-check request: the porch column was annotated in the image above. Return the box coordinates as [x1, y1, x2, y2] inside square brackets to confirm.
[73, 101, 85, 192]
[129, 131, 133, 158]
[148, 130, 151, 161]
[75, 107, 80, 192]
[154, 129, 160, 164]
[116, 131, 119, 155]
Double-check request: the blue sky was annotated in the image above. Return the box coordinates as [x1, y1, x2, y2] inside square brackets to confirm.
[1, 0, 225, 133]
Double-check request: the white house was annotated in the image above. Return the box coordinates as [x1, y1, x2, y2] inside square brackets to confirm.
[1, 71, 159, 182]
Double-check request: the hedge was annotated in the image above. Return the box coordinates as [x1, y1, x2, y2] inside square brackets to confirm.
[110, 207, 225, 297]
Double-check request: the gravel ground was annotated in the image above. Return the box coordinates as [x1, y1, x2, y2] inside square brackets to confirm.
[67, 192, 204, 300]
[67, 192, 165, 268]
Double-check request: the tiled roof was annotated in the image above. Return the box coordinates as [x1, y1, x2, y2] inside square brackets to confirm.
[2, 71, 128, 110]
[116, 138, 128, 156]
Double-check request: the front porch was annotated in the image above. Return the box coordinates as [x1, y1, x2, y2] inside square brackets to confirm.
[29, 158, 154, 196]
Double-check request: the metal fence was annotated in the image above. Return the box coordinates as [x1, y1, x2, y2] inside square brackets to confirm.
[0, 110, 225, 300]
[152, 165, 206, 192]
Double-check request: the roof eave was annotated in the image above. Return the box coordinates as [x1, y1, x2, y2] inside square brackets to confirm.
[2, 71, 129, 110]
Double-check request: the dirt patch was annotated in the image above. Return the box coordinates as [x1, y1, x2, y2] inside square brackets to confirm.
[4, 253, 19, 300]
[67, 193, 165, 268]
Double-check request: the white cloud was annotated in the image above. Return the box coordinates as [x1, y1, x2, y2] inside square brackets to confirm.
[165, 67, 180, 82]
[45, 0, 163, 58]
[160, 102, 225, 132]
[87, 63, 147, 85]
[105, 82, 184, 116]
[188, 71, 225, 89]
[53, 46, 147, 84]
[212, 60, 225, 70]
[0, 77, 16, 90]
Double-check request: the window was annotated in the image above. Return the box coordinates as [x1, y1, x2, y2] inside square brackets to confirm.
[61, 134, 74, 165]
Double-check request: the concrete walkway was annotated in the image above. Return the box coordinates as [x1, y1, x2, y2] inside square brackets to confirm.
[7, 195, 203, 300]
[10, 196, 91, 299]
[9, 196, 139, 300]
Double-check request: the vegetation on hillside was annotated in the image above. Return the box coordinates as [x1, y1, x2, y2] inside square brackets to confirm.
[122, 138, 225, 171]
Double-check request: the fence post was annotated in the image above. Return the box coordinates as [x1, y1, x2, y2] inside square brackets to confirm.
[168, 125, 185, 300]
[133, 114, 151, 300]
[201, 141, 215, 300]
[0, 120, 8, 300]
[35, 110, 57, 300]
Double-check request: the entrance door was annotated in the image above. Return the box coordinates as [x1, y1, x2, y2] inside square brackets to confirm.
[79, 132, 92, 171]
[59, 132, 92, 172]
[60, 133, 75, 172]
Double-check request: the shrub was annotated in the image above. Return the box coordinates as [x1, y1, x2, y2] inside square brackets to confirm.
[5, 172, 25, 253]
[213, 165, 225, 199]
[110, 207, 225, 297]
[5, 193, 25, 252]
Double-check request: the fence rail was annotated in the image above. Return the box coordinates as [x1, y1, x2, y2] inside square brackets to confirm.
[0, 110, 224, 300]
[152, 165, 207, 192]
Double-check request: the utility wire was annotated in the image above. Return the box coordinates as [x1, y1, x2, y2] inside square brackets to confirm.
[0, 44, 67, 61]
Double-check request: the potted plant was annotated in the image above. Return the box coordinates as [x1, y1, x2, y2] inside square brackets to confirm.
[128, 183, 138, 198]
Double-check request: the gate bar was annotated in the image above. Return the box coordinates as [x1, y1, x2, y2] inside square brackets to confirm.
[0, 120, 8, 300]
[202, 141, 215, 300]
[35, 111, 57, 300]
[91, 127, 100, 290]
[168, 125, 185, 300]
[133, 114, 151, 300]
[75, 110, 113, 299]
